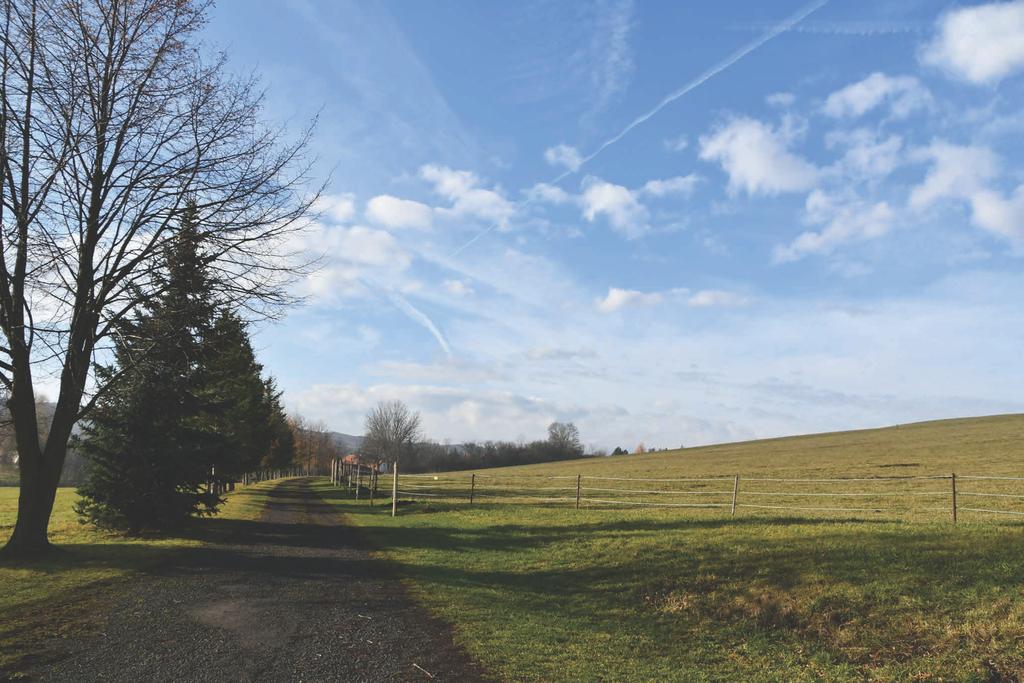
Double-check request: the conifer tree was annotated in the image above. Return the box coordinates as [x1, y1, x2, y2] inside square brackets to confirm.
[202, 312, 274, 482]
[76, 204, 223, 530]
[262, 378, 296, 470]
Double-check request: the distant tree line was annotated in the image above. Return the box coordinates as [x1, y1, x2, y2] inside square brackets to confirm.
[290, 415, 345, 477]
[359, 404, 589, 473]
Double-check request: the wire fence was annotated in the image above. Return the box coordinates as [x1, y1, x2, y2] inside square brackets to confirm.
[327, 459, 1024, 523]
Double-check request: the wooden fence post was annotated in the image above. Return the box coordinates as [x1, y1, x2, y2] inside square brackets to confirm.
[356, 466, 362, 500]
[731, 475, 740, 516]
[469, 473, 475, 504]
[391, 462, 399, 517]
[575, 474, 581, 510]
[951, 472, 958, 524]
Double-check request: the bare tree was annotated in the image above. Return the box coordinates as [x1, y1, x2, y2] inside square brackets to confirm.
[362, 400, 422, 470]
[288, 415, 337, 475]
[547, 421, 582, 454]
[1, 0, 318, 555]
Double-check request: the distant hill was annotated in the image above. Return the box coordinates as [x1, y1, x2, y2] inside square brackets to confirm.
[328, 432, 364, 452]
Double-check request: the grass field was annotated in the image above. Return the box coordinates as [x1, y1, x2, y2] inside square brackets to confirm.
[0, 482, 276, 678]
[327, 414, 1024, 682]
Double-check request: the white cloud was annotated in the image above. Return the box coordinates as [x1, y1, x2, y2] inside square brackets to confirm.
[641, 174, 700, 198]
[774, 190, 894, 263]
[596, 287, 662, 312]
[825, 129, 903, 179]
[443, 279, 475, 296]
[527, 174, 698, 238]
[284, 257, 1024, 449]
[969, 187, 1024, 243]
[663, 135, 689, 152]
[587, 0, 635, 113]
[420, 164, 477, 198]
[581, 177, 649, 238]
[544, 144, 584, 172]
[909, 142, 1000, 210]
[420, 164, 515, 230]
[301, 266, 366, 303]
[687, 289, 748, 307]
[289, 222, 412, 306]
[699, 116, 818, 196]
[766, 92, 796, 108]
[365, 195, 433, 230]
[328, 225, 410, 269]
[290, 382, 595, 445]
[313, 193, 357, 223]
[596, 286, 746, 312]
[921, 1, 1024, 84]
[524, 182, 573, 205]
[908, 142, 1024, 246]
[288, 221, 410, 271]
[822, 72, 930, 118]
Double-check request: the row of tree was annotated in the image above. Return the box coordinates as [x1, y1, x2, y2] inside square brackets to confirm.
[290, 415, 346, 477]
[358, 401, 589, 473]
[74, 208, 296, 531]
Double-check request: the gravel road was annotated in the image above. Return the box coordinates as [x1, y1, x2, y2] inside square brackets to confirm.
[36, 478, 491, 682]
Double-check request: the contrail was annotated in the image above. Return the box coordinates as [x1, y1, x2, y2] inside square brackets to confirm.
[553, 0, 830, 183]
[449, 0, 829, 258]
[731, 20, 924, 36]
[449, 223, 497, 258]
[385, 289, 453, 358]
[359, 277, 453, 356]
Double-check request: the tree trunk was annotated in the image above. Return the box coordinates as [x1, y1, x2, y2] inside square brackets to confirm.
[3, 435, 71, 555]
[2, 346, 84, 556]
[3, 452, 60, 554]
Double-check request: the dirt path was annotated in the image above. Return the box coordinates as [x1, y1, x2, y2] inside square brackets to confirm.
[36, 479, 490, 682]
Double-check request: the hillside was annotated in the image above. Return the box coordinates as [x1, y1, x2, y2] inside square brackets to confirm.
[329, 414, 1024, 680]
[461, 413, 1024, 479]
[327, 431, 364, 452]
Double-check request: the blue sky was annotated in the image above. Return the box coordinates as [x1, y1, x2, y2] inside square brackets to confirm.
[200, 0, 1024, 450]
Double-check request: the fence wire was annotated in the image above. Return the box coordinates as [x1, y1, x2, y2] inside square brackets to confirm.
[326, 462, 1024, 522]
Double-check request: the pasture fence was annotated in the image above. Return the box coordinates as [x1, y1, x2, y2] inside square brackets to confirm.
[238, 466, 311, 489]
[326, 459, 1024, 523]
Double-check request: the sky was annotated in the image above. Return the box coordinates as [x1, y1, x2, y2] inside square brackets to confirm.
[200, 0, 1024, 450]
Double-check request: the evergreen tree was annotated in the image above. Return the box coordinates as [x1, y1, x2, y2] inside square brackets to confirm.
[202, 312, 274, 482]
[262, 378, 296, 470]
[76, 204, 223, 531]
[76, 202, 294, 530]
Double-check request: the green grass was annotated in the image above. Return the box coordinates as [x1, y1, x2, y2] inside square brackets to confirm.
[0, 482, 278, 678]
[323, 414, 1024, 682]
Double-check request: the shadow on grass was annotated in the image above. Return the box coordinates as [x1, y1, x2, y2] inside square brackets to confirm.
[318, 480, 1024, 675]
[7, 477, 1024, 679]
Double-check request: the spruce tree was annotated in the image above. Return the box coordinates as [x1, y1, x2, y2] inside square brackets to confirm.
[202, 312, 274, 482]
[76, 204, 223, 531]
[262, 378, 296, 470]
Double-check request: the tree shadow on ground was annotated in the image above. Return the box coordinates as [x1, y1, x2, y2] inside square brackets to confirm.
[321, 479, 1024, 678]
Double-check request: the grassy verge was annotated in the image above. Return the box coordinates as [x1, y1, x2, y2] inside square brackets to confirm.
[0, 482, 277, 678]
[314, 416, 1024, 682]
